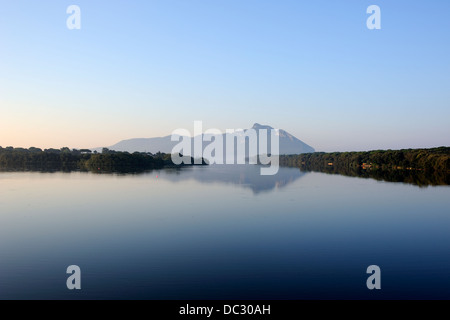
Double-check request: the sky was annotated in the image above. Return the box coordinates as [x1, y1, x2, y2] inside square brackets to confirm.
[0, 0, 449, 152]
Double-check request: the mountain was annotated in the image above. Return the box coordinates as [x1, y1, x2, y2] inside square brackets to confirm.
[95, 137, 175, 154]
[93, 123, 315, 156]
[251, 123, 315, 155]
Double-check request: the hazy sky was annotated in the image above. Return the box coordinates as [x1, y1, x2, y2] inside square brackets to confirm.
[1, 0, 449, 152]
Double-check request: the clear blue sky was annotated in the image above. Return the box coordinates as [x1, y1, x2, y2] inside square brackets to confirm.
[1, 0, 449, 151]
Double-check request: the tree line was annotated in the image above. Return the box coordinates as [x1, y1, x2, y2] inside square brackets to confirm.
[280, 147, 450, 172]
[0, 146, 205, 172]
[279, 147, 450, 186]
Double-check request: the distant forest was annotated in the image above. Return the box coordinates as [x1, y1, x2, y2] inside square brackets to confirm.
[0, 147, 205, 172]
[1, 145, 449, 185]
[279, 147, 450, 171]
[279, 147, 450, 186]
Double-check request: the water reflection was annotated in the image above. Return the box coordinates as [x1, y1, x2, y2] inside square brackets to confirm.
[0, 164, 306, 194]
[161, 165, 306, 194]
[0, 165, 449, 299]
[286, 165, 450, 187]
[2, 162, 448, 189]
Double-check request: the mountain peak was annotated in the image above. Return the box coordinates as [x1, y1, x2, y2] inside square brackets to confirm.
[95, 123, 315, 155]
[252, 123, 274, 130]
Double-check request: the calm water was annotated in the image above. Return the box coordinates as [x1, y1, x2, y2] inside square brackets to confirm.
[0, 165, 449, 299]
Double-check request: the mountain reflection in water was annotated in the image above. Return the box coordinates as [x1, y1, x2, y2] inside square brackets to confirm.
[161, 165, 306, 194]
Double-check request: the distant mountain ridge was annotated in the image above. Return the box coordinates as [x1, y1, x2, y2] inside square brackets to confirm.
[93, 123, 315, 156]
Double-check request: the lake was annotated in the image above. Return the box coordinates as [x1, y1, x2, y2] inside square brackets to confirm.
[0, 165, 449, 299]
